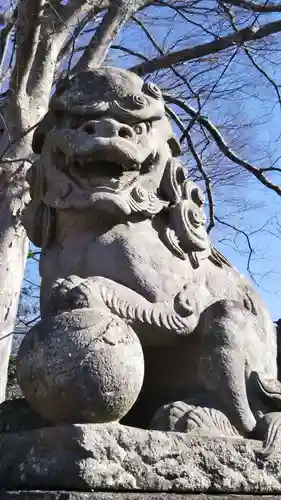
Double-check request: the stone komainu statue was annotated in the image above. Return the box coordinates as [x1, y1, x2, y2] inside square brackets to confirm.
[17, 66, 281, 455]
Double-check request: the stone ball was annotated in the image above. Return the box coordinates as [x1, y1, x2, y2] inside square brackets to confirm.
[16, 309, 144, 424]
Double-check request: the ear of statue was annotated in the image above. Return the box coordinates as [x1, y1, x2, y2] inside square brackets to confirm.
[32, 111, 55, 154]
[23, 158, 55, 248]
[167, 136, 181, 157]
[22, 201, 55, 248]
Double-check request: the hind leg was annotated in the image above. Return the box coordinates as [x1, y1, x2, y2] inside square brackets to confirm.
[151, 300, 257, 437]
[197, 299, 257, 434]
[150, 393, 241, 437]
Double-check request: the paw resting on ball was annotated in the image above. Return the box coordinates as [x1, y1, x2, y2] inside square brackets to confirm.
[50, 275, 103, 312]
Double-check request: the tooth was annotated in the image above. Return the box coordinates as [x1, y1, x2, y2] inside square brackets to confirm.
[151, 146, 157, 160]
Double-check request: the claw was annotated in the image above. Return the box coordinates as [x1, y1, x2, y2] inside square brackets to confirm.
[255, 412, 281, 458]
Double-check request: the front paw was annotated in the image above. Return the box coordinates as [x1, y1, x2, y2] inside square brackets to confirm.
[150, 401, 196, 432]
[51, 275, 91, 312]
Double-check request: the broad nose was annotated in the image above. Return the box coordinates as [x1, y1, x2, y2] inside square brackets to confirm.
[81, 118, 135, 140]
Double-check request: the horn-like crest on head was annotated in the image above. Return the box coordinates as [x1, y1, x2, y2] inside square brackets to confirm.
[32, 67, 181, 156]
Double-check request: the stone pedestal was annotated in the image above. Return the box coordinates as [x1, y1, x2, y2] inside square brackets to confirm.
[3, 495, 281, 500]
[1, 423, 281, 498]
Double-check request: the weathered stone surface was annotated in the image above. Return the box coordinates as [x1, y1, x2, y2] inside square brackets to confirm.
[0, 423, 281, 493]
[3, 494, 281, 500]
[17, 308, 144, 424]
[0, 399, 52, 433]
[20, 65, 281, 450]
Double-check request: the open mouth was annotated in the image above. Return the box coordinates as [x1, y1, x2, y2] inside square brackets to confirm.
[56, 147, 141, 175]
[56, 147, 154, 191]
[72, 155, 154, 176]
[71, 158, 153, 185]
[73, 159, 127, 178]
[60, 157, 141, 193]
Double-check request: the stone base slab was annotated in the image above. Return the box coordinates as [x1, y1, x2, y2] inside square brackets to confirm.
[3, 494, 281, 500]
[0, 423, 281, 493]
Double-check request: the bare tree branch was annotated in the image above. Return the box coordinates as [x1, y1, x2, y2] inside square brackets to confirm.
[77, 42, 149, 61]
[11, 0, 45, 94]
[74, 0, 149, 71]
[131, 18, 281, 75]
[244, 49, 281, 106]
[133, 14, 203, 109]
[164, 93, 281, 197]
[220, 1, 281, 108]
[111, 44, 149, 61]
[10, 1, 108, 129]
[24, 1, 94, 101]
[59, 0, 109, 28]
[0, 7, 17, 79]
[215, 215, 255, 278]
[225, 0, 281, 12]
[57, 10, 95, 69]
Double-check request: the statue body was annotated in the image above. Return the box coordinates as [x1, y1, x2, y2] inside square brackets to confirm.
[39, 210, 276, 430]
[19, 67, 281, 452]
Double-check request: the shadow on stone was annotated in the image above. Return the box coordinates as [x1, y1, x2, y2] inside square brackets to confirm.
[0, 398, 53, 433]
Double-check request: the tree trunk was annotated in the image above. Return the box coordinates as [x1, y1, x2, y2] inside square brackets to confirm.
[0, 216, 28, 402]
[0, 100, 40, 402]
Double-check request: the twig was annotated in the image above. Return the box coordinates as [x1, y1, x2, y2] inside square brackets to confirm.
[57, 10, 95, 69]
[0, 7, 17, 79]
[0, 116, 45, 164]
[225, 0, 281, 12]
[220, 0, 281, 108]
[75, 42, 149, 61]
[131, 18, 281, 75]
[11, 0, 45, 94]
[132, 14, 203, 111]
[215, 215, 255, 278]
[164, 93, 281, 198]
[73, 0, 148, 72]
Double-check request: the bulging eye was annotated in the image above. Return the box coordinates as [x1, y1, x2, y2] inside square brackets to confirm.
[133, 121, 151, 135]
